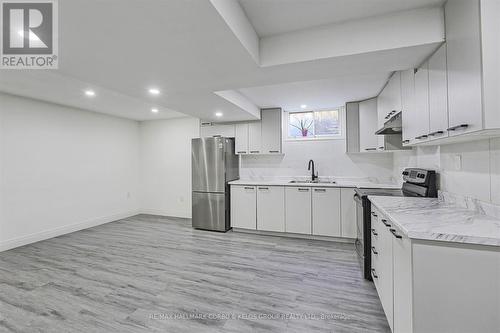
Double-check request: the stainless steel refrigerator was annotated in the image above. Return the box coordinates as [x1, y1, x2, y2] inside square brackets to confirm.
[191, 137, 239, 231]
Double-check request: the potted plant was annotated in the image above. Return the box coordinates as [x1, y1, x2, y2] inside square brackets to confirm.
[291, 118, 313, 137]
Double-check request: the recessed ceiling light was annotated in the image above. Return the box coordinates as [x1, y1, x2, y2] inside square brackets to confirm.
[215, 112, 223, 117]
[84, 90, 96, 97]
[151, 108, 159, 113]
[300, 104, 307, 109]
[148, 88, 160, 95]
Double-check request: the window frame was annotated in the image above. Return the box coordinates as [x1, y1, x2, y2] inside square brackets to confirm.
[284, 107, 344, 141]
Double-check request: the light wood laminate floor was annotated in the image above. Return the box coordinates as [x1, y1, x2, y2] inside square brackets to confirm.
[0, 215, 390, 333]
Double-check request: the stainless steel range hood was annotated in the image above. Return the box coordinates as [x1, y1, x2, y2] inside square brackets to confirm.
[376, 111, 403, 135]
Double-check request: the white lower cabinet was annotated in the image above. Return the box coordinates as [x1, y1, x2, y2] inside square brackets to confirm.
[230, 185, 256, 229]
[256, 186, 285, 232]
[392, 228, 412, 333]
[375, 214, 394, 332]
[370, 205, 500, 333]
[312, 188, 341, 237]
[285, 187, 312, 234]
[341, 188, 356, 238]
[232, 185, 358, 240]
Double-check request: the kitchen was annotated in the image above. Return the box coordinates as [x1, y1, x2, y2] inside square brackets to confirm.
[1, 0, 499, 332]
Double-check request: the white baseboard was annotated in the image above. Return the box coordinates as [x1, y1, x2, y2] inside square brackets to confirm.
[0, 210, 140, 253]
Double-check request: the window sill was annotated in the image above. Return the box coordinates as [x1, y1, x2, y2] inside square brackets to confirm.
[285, 136, 344, 142]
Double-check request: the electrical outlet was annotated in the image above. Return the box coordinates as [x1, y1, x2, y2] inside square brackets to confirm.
[453, 154, 462, 171]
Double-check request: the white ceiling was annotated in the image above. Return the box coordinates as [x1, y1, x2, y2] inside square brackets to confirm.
[239, 73, 390, 112]
[0, 0, 444, 122]
[239, 0, 445, 37]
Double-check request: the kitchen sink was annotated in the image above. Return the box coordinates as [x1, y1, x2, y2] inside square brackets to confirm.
[289, 180, 336, 184]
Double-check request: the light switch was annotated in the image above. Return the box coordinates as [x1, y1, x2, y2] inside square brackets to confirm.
[453, 154, 462, 171]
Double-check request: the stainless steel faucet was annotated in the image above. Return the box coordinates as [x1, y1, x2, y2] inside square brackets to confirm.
[308, 159, 318, 182]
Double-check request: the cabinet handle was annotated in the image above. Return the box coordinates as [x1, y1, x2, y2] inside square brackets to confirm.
[378, 146, 385, 150]
[314, 189, 326, 192]
[298, 188, 310, 192]
[390, 229, 403, 239]
[371, 268, 378, 279]
[258, 187, 269, 190]
[371, 212, 378, 217]
[269, 150, 280, 153]
[244, 187, 254, 190]
[365, 148, 377, 151]
[371, 228, 378, 236]
[381, 219, 391, 227]
[447, 124, 469, 131]
[371, 246, 378, 255]
[402, 140, 410, 144]
[428, 131, 444, 137]
[415, 135, 428, 140]
[237, 151, 247, 154]
[250, 151, 260, 154]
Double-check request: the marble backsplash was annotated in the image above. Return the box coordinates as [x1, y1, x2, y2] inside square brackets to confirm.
[439, 191, 500, 219]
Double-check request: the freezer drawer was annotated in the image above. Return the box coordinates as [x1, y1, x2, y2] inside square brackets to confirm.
[192, 192, 229, 231]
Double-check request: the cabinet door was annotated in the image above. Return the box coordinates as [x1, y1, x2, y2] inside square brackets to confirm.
[392, 229, 413, 333]
[341, 188, 357, 238]
[248, 121, 262, 154]
[235, 123, 249, 154]
[414, 62, 430, 142]
[377, 216, 394, 332]
[428, 44, 449, 141]
[230, 186, 256, 229]
[445, 0, 483, 135]
[261, 108, 282, 154]
[200, 124, 236, 138]
[312, 187, 341, 237]
[257, 186, 285, 232]
[359, 98, 379, 152]
[388, 72, 402, 113]
[285, 187, 312, 234]
[377, 88, 389, 150]
[401, 69, 416, 144]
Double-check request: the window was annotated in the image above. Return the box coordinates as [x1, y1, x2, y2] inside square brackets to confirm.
[287, 108, 341, 139]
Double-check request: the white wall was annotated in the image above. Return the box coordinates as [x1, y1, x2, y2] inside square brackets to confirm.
[139, 117, 199, 218]
[241, 139, 395, 181]
[0, 93, 140, 251]
[393, 138, 500, 205]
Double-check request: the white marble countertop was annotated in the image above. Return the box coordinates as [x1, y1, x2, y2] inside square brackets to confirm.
[369, 196, 500, 247]
[229, 178, 400, 189]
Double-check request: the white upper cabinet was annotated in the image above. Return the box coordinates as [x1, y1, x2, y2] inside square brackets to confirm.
[428, 43, 449, 141]
[261, 108, 282, 154]
[200, 123, 235, 138]
[234, 108, 282, 155]
[401, 69, 416, 145]
[248, 121, 262, 154]
[235, 123, 249, 154]
[414, 62, 430, 143]
[387, 72, 402, 115]
[445, 0, 483, 136]
[358, 98, 379, 152]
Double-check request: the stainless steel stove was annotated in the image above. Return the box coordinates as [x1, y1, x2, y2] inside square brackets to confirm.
[354, 168, 437, 280]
